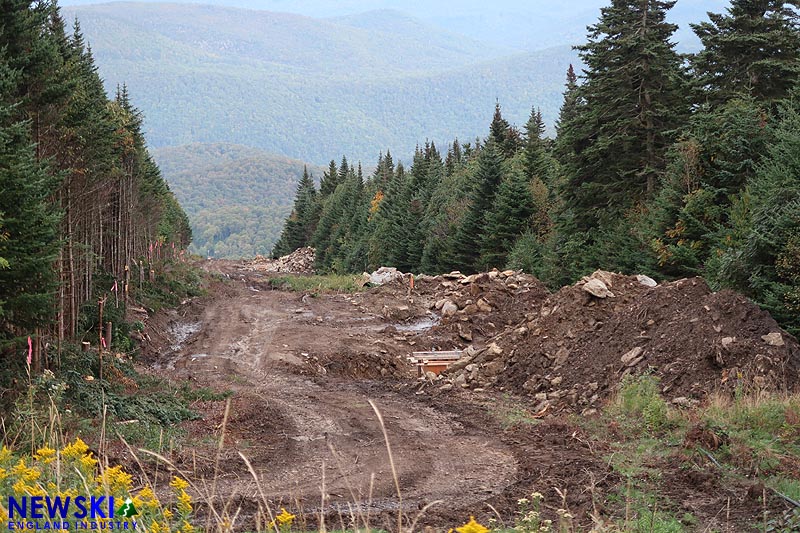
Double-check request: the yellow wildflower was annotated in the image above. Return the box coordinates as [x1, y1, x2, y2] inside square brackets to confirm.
[0, 446, 12, 463]
[80, 453, 98, 473]
[276, 508, 295, 527]
[96, 465, 132, 492]
[456, 516, 489, 533]
[137, 486, 160, 508]
[58, 488, 79, 499]
[12, 458, 27, 476]
[163, 509, 174, 520]
[62, 438, 90, 460]
[177, 490, 192, 514]
[23, 467, 41, 482]
[268, 508, 296, 529]
[0, 467, 7, 481]
[0, 503, 8, 522]
[181, 520, 196, 533]
[12, 480, 46, 497]
[151, 522, 163, 533]
[170, 476, 189, 491]
[34, 446, 56, 464]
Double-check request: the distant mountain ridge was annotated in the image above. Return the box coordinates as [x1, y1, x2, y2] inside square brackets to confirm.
[64, 2, 579, 164]
[60, 0, 731, 51]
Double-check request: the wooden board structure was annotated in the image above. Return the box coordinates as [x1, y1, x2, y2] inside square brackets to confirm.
[409, 350, 462, 376]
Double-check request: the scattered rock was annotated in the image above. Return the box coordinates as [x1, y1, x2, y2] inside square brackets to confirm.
[636, 274, 658, 287]
[761, 332, 785, 346]
[620, 347, 644, 367]
[583, 278, 615, 299]
[441, 300, 459, 317]
[477, 298, 493, 313]
[369, 267, 406, 286]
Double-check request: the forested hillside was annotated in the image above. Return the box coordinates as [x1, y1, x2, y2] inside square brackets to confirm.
[61, 0, 730, 52]
[276, 0, 800, 336]
[153, 143, 324, 257]
[0, 2, 190, 393]
[61, 2, 578, 163]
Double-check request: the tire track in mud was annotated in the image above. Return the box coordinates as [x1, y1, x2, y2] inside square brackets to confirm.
[159, 263, 518, 525]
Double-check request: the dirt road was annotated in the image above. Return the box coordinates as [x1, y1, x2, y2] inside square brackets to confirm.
[138, 260, 796, 531]
[147, 261, 539, 529]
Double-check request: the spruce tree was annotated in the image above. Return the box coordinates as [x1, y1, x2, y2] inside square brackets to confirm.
[0, 59, 60, 342]
[691, 0, 800, 108]
[319, 159, 339, 197]
[272, 166, 317, 257]
[489, 103, 521, 158]
[554, 64, 580, 164]
[480, 168, 536, 269]
[649, 97, 771, 277]
[561, 0, 687, 229]
[450, 141, 506, 273]
[714, 100, 800, 334]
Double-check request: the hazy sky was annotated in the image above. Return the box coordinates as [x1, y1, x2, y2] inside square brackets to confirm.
[59, 0, 732, 51]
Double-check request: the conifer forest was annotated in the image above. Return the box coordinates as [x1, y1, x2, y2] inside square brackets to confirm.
[274, 0, 800, 336]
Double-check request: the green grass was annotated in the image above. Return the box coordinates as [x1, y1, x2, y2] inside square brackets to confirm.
[611, 373, 678, 434]
[268, 274, 367, 293]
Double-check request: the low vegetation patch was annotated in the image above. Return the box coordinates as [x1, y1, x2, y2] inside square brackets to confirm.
[268, 274, 366, 294]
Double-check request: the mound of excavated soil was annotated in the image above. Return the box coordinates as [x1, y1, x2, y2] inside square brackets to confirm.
[248, 247, 315, 274]
[363, 269, 550, 350]
[443, 270, 800, 413]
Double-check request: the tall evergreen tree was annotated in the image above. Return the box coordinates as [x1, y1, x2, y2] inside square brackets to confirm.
[319, 159, 339, 197]
[554, 64, 580, 163]
[0, 58, 60, 345]
[480, 168, 536, 268]
[560, 0, 687, 230]
[489, 103, 521, 158]
[691, 0, 800, 108]
[649, 97, 771, 277]
[272, 166, 317, 257]
[450, 141, 506, 273]
[714, 99, 800, 334]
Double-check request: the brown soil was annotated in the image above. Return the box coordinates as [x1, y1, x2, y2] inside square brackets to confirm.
[133, 261, 800, 532]
[445, 271, 800, 413]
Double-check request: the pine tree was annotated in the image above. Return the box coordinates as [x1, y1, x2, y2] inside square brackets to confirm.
[480, 168, 536, 269]
[319, 159, 339, 197]
[554, 64, 580, 164]
[649, 97, 771, 277]
[450, 141, 506, 273]
[0, 58, 60, 344]
[561, 0, 687, 230]
[523, 106, 551, 183]
[272, 166, 317, 257]
[691, 1, 800, 108]
[489, 102, 521, 158]
[714, 99, 800, 334]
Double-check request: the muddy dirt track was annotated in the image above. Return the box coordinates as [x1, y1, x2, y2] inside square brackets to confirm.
[138, 260, 796, 531]
[146, 262, 517, 526]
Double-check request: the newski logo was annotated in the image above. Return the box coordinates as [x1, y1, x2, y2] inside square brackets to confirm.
[6, 496, 138, 530]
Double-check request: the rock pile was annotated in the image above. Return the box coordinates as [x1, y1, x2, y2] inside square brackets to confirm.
[441, 270, 800, 413]
[249, 247, 316, 274]
[367, 268, 550, 349]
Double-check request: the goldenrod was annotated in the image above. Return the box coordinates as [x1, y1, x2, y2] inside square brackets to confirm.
[456, 516, 489, 533]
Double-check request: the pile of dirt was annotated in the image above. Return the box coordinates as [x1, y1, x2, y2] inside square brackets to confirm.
[248, 247, 315, 274]
[360, 269, 550, 350]
[442, 270, 800, 412]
